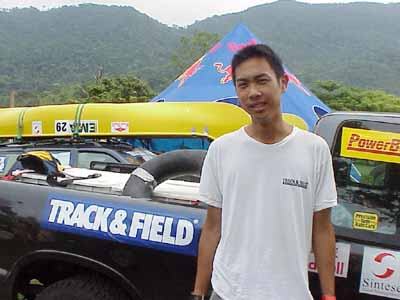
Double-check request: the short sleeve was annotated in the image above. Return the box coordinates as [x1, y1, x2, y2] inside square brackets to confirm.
[314, 140, 337, 212]
[199, 143, 222, 208]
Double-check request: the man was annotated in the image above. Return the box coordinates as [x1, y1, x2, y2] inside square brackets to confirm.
[190, 44, 337, 300]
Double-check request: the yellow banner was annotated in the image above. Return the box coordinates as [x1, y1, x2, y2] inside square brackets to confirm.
[353, 212, 378, 231]
[341, 127, 400, 164]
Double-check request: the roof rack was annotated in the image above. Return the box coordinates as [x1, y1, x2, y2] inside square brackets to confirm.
[0, 137, 138, 151]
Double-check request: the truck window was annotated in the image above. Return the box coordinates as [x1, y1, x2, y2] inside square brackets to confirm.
[77, 151, 119, 169]
[331, 120, 400, 235]
[0, 153, 19, 176]
[50, 151, 71, 167]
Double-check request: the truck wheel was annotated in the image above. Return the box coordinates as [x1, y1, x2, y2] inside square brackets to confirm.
[35, 275, 131, 300]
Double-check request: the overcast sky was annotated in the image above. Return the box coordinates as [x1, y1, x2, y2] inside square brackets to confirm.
[0, 0, 398, 26]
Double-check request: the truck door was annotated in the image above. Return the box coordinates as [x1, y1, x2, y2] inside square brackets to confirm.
[328, 119, 400, 299]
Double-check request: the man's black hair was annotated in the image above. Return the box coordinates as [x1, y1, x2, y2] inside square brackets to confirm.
[231, 44, 285, 85]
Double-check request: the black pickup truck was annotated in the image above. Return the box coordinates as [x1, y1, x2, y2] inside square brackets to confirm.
[0, 111, 399, 300]
[0, 139, 156, 177]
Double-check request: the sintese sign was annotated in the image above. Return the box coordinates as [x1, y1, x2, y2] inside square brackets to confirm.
[360, 247, 400, 299]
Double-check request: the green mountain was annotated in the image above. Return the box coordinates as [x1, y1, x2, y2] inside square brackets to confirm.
[189, 0, 400, 95]
[0, 1, 399, 104]
[0, 4, 183, 96]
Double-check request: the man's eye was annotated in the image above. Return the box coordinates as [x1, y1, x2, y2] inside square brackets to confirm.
[258, 79, 269, 84]
[238, 83, 248, 88]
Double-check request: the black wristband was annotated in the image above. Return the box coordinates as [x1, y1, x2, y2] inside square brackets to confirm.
[189, 295, 205, 300]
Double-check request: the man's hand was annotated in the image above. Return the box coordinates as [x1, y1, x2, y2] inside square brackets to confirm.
[312, 208, 336, 296]
[192, 206, 222, 296]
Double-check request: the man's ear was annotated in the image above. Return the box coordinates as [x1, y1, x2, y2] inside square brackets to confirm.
[280, 73, 289, 93]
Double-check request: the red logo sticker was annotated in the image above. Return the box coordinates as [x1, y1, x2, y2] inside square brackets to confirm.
[373, 252, 395, 279]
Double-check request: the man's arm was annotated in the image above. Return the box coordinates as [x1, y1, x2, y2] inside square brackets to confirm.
[312, 208, 336, 297]
[192, 206, 222, 296]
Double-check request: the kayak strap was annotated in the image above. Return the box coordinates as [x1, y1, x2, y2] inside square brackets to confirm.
[16, 108, 28, 141]
[73, 103, 86, 139]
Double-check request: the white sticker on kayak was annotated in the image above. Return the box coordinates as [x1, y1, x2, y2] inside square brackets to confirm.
[308, 242, 350, 278]
[32, 121, 42, 135]
[0, 157, 6, 172]
[55, 120, 98, 134]
[111, 122, 129, 133]
[360, 247, 400, 299]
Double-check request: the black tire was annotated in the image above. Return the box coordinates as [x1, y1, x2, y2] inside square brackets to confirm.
[35, 275, 131, 300]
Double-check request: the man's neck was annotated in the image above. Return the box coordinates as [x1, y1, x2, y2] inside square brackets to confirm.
[245, 117, 293, 145]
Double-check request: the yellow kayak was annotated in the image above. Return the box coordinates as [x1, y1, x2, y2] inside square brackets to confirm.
[0, 102, 251, 140]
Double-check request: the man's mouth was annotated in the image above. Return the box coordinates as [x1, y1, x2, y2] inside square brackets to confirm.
[249, 102, 266, 110]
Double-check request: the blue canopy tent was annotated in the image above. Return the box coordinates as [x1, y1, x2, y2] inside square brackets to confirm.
[153, 23, 331, 131]
[146, 24, 362, 182]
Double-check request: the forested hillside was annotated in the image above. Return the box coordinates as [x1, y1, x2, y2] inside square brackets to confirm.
[0, 4, 183, 97]
[190, 0, 400, 95]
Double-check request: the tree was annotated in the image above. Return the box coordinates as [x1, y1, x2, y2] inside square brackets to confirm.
[311, 80, 400, 112]
[84, 75, 155, 103]
[11, 75, 155, 106]
[170, 31, 220, 75]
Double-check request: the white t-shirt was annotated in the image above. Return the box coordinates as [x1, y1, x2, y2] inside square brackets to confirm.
[199, 126, 337, 300]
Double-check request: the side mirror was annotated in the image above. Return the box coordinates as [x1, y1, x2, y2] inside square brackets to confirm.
[388, 165, 400, 191]
[333, 157, 350, 187]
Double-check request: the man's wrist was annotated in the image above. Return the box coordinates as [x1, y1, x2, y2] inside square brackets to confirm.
[321, 295, 336, 300]
[189, 293, 206, 300]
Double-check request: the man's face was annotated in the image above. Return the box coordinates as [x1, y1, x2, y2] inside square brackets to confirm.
[234, 57, 288, 122]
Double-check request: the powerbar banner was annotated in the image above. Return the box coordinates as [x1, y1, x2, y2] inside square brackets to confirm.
[41, 194, 203, 256]
[341, 127, 400, 164]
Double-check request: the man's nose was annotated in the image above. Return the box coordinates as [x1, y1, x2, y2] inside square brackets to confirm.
[248, 84, 261, 99]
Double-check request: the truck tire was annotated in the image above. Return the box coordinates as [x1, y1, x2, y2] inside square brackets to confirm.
[35, 275, 131, 300]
